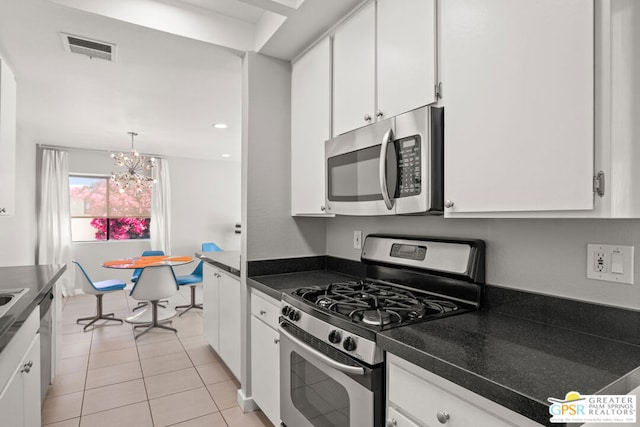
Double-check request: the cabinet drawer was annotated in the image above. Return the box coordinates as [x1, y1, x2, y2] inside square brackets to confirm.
[387, 407, 419, 427]
[251, 289, 280, 330]
[387, 354, 542, 427]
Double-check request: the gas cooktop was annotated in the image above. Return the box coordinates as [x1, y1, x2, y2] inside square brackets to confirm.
[292, 280, 468, 330]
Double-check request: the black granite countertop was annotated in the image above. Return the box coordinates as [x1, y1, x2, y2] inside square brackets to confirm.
[378, 310, 640, 426]
[0, 264, 66, 352]
[198, 251, 241, 277]
[248, 270, 358, 301]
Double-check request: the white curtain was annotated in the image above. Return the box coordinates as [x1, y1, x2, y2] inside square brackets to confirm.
[150, 158, 171, 254]
[37, 149, 74, 296]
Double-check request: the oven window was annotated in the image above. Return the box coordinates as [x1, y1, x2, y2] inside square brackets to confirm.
[328, 145, 383, 202]
[290, 352, 350, 426]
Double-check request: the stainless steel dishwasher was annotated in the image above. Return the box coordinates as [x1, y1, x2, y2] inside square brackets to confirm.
[38, 288, 54, 402]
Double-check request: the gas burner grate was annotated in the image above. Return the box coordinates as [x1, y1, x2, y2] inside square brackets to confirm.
[294, 280, 460, 328]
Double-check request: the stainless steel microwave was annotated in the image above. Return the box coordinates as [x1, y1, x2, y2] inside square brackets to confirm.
[325, 106, 443, 215]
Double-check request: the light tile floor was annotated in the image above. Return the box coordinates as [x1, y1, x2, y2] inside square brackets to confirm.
[43, 287, 273, 427]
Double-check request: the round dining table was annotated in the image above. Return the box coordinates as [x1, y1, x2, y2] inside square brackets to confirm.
[102, 255, 194, 325]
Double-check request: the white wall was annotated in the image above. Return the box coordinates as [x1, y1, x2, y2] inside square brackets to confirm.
[67, 149, 241, 282]
[0, 129, 36, 266]
[326, 216, 640, 310]
[170, 156, 241, 256]
[242, 52, 326, 262]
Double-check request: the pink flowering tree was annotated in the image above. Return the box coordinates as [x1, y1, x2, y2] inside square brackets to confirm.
[70, 177, 151, 240]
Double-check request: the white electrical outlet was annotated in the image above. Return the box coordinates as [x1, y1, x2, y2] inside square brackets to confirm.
[594, 251, 606, 273]
[587, 244, 634, 284]
[353, 230, 362, 249]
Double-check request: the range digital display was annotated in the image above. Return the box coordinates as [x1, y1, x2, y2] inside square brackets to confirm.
[390, 243, 427, 261]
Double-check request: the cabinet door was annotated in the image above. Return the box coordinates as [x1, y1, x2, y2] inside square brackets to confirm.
[0, 362, 23, 426]
[202, 264, 220, 352]
[377, 0, 437, 119]
[333, 1, 375, 136]
[291, 37, 332, 216]
[0, 334, 40, 427]
[442, 0, 594, 214]
[250, 316, 280, 426]
[218, 272, 241, 380]
[0, 57, 16, 216]
[23, 334, 41, 427]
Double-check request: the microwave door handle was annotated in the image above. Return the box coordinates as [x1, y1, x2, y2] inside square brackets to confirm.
[278, 325, 365, 376]
[379, 128, 395, 210]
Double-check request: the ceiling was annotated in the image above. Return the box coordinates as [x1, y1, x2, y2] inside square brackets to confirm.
[0, 0, 362, 161]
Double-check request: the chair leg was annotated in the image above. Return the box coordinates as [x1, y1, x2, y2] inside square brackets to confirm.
[76, 294, 123, 331]
[134, 301, 177, 339]
[133, 301, 169, 312]
[175, 286, 203, 316]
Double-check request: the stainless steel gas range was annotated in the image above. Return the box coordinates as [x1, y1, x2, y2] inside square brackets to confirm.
[279, 234, 486, 427]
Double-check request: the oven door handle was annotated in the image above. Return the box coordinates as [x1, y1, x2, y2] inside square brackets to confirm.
[379, 128, 395, 210]
[278, 325, 366, 376]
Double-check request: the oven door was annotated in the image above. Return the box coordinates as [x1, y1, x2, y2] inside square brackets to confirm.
[279, 321, 383, 427]
[325, 117, 397, 216]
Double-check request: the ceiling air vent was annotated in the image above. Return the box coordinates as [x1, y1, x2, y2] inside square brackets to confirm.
[60, 33, 116, 62]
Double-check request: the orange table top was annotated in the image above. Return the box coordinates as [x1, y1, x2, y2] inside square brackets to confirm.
[102, 255, 194, 269]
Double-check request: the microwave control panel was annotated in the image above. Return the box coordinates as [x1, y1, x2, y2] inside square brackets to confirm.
[397, 135, 421, 198]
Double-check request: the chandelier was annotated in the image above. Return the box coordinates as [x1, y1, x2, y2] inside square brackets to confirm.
[110, 132, 156, 193]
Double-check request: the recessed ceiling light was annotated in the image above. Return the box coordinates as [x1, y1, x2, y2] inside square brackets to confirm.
[221, 154, 231, 158]
[213, 123, 228, 129]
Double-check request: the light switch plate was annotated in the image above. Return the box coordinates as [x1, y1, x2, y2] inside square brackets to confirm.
[587, 244, 634, 284]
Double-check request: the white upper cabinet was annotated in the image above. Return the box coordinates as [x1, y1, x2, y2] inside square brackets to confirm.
[0, 56, 16, 216]
[333, 0, 437, 137]
[333, 1, 375, 137]
[377, 0, 436, 120]
[291, 37, 333, 216]
[442, 0, 594, 215]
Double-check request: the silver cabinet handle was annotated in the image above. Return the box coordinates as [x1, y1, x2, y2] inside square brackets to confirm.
[320, 205, 325, 211]
[376, 110, 384, 118]
[444, 200, 454, 208]
[386, 418, 397, 427]
[437, 411, 450, 424]
[364, 114, 372, 122]
[274, 338, 280, 344]
[279, 325, 365, 375]
[379, 128, 395, 210]
[259, 310, 266, 315]
[21, 361, 33, 373]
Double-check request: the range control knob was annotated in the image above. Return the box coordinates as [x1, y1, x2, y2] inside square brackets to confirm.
[343, 336, 357, 352]
[281, 305, 292, 317]
[328, 330, 342, 344]
[288, 309, 301, 322]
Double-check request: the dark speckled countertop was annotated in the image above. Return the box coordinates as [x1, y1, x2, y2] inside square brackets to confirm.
[378, 310, 640, 426]
[0, 264, 66, 352]
[248, 270, 358, 301]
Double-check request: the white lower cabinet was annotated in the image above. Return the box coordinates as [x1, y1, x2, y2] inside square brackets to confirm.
[203, 263, 241, 380]
[386, 353, 542, 427]
[250, 289, 280, 426]
[0, 308, 41, 427]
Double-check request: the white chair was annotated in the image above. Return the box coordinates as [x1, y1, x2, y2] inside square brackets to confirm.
[73, 260, 126, 331]
[129, 265, 179, 339]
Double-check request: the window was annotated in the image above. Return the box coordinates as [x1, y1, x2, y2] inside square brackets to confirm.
[69, 175, 151, 242]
